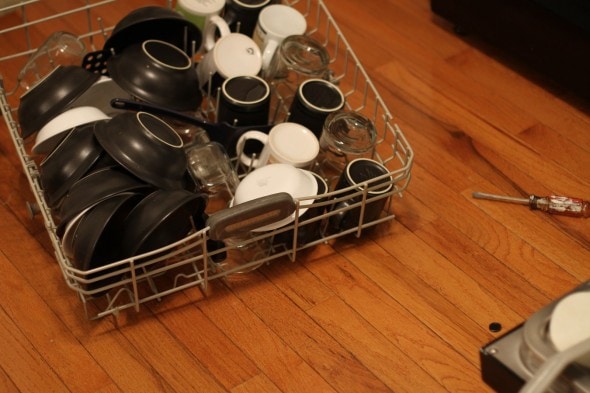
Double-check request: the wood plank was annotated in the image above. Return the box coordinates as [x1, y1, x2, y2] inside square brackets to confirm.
[192, 282, 338, 393]
[0, 0, 589, 391]
[368, 74, 541, 202]
[147, 287, 261, 391]
[465, 143, 590, 246]
[374, 60, 589, 193]
[0, 245, 116, 392]
[406, 165, 585, 289]
[307, 295, 447, 392]
[0, 365, 19, 393]
[332, 238, 488, 365]
[0, 364, 19, 393]
[117, 309, 227, 393]
[387, 189, 440, 233]
[322, 0, 468, 65]
[446, 48, 590, 152]
[0, 203, 222, 393]
[225, 268, 392, 393]
[301, 252, 485, 391]
[0, 275, 68, 393]
[414, 218, 552, 316]
[463, 183, 590, 281]
[78, 328, 178, 393]
[231, 374, 282, 393]
[259, 254, 334, 311]
[326, 0, 538, 140]
[517, 123, 590, 180]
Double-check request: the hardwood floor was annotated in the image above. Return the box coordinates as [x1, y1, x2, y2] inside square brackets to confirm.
[0, 0, 589, 392]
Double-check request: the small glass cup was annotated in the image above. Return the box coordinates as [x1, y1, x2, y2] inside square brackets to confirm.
[265, 35, 331, 119]
[265, 35, 330, 82]
[221, 234, 272, 279]
[18, 31, 87, 92]
[186, 141, 240, 213]
[317, 111, 377, 184]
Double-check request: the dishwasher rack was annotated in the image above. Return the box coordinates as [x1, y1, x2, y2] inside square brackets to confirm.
[0, 0, 414, 320]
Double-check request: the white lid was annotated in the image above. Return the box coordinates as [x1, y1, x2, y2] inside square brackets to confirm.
[177, 0, 225, 16]
[268, 122, 319, 167]
[549, 291, 590, 367]
[233, 0, 272, 8]
[258, 4, 306, 37]
[233, 163, 318, 231]
[214, 33, 262, 78]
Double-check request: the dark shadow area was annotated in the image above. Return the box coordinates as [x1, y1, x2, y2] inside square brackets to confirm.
[430, 0, 590, 114]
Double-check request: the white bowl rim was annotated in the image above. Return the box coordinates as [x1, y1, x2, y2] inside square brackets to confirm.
[33, 106, 110, 154]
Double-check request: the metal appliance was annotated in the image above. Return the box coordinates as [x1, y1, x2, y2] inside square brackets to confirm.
[481, 281, 590, 392]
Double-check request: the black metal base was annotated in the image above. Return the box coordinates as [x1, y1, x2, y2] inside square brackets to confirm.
[480, 324, 526, 393]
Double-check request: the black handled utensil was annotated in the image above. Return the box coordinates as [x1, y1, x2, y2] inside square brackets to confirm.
[110, 98, 274, 154]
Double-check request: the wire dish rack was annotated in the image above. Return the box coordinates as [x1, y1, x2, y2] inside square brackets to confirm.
[0, 0, 414, 320]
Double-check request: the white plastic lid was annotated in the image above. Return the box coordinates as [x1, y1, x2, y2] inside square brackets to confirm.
[215, 33, 262, 78]
[268, 122, 319, 167]
[549, 291, 590, 367]
[258, 4, 306, 37]
[177, 0, 225, 16]
[233, 163, 318, 231]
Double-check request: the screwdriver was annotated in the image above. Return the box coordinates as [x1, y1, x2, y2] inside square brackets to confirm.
[472, 191, 590, 218]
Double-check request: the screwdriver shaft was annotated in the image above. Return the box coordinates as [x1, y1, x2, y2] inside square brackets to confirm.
[472, 192, 529, 205]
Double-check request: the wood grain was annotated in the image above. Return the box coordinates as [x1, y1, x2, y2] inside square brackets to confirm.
[1, 0, 589, 392]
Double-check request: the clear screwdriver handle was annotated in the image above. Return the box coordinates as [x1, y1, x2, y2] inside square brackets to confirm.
[531, 195, 590, 218]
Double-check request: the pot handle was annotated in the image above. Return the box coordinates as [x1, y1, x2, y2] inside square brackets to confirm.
[206, 192, 295, 240]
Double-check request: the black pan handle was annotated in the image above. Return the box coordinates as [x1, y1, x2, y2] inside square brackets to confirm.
[110, 97, 220, 133]
[110, 98, 274, 155]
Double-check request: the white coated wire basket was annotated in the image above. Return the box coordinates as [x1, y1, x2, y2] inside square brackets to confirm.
[0, 0, 414, 320]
